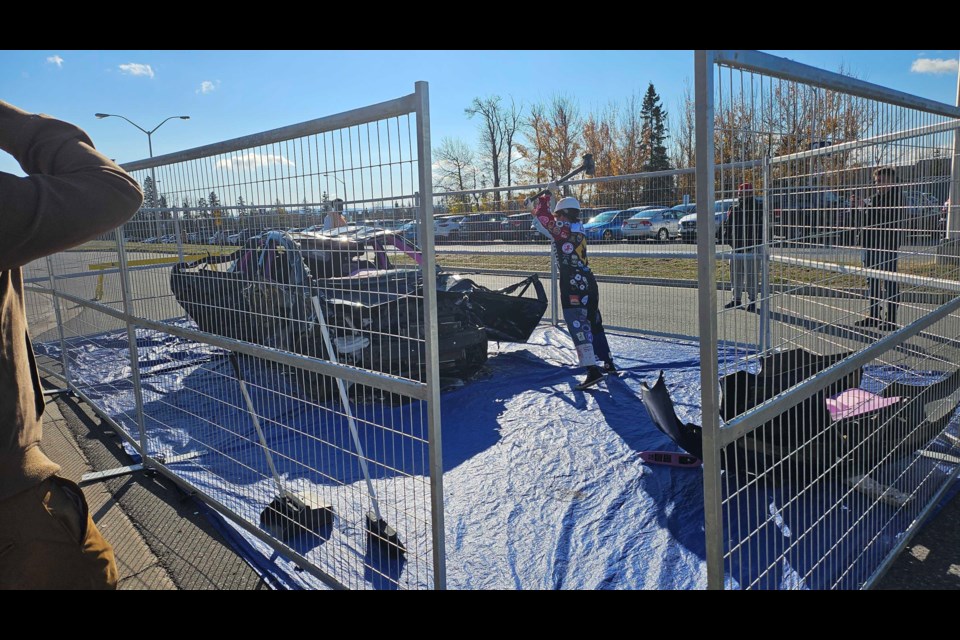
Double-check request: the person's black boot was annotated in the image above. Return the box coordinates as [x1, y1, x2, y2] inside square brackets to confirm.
[576, 366, 605, 390]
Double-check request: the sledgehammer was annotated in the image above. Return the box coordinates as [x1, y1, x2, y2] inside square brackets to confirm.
[524, 153, 595, 206]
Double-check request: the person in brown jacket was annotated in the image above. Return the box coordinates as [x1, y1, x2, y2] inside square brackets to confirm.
[0, 100, 143, 589]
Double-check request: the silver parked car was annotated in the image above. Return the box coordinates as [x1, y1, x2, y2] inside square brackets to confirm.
[621, 207, 682, 241]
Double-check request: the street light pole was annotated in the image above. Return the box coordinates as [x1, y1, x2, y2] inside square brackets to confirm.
[95, 113, 189, 257]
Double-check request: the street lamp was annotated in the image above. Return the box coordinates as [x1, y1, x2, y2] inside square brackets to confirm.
[95, 113, 189, 253]
[322, 172, 347, 193]
[95, 113, 190, 162]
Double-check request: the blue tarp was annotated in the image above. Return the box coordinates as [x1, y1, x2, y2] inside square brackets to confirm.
[37, 321, 959, 589]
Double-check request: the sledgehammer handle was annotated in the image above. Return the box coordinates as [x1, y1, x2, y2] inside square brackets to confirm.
[525, 153, 595, 203]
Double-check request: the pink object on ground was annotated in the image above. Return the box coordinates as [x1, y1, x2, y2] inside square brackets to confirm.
[826, 389, 901, 420]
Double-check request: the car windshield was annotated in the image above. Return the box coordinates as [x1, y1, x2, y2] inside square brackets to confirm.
[587, 211, 619, 224]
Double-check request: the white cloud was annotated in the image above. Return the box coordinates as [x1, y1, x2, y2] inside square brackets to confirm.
[196, 80, 217, 95]
[216, 153, 295, 170]
[46, 55, 64, 68]
[118, 63, 155, 78]
[911, 58, 959, 74]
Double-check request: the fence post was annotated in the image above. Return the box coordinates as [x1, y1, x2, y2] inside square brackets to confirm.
[948, 66, 960, 240]
[172, 207, 186, 263]
[760, 156, 772, 354]
[415, 81, 447, 590]
[44, 256, 72, 386]
[550, 251, 559, 326]
[695, 49, 724, 591]
[114, 230, 150, 461]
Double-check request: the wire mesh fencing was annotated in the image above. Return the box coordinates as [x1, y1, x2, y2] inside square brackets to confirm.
[698, 50, 960, 589]
[28, 85, 444, 590]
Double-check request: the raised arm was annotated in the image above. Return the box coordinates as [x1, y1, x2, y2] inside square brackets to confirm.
[530, 192, 567, 240]
[0, 101, 144, 270]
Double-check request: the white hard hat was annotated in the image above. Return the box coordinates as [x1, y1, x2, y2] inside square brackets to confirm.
[554, 196, 581, 216]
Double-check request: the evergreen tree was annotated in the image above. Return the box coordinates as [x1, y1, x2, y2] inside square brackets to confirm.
[142, 176, 158, 209]
[639, 83, 672, 204]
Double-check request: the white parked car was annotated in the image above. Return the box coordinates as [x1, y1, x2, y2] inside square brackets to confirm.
[622, 207, 682, 241]
[434, 215, 465, 242]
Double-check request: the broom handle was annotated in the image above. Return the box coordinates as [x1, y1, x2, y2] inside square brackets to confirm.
[310, 295, 382, 522]
[230, 353, 287, 499]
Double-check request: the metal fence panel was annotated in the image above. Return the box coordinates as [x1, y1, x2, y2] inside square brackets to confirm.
[701, 50, 960, 589]
[30, 86, 441, 590]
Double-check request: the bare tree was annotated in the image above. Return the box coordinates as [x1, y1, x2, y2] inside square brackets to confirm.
[503, 97, 524, 189]
[546, 94, 584, 179]
[466, 96, 506, 205]
[435, 137, 480, 213]
[516, 102, 549, 184]
[670, 81, 696, 199]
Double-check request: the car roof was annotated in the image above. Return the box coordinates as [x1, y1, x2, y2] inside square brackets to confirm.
[630, 207, 670, 216]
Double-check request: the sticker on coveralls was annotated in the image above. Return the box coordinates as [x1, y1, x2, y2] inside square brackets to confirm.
[559, 229, 571, 240]
[579, 284, 586, 290]
[561, 242, 574, 254]
[569, 295, 580, 305]
[572, 320, 581, 328]
[581, 295, 589, 305]
[576, 332, 585, 341]
[570, 279, 577, 285]
[575, 274, 582, 281]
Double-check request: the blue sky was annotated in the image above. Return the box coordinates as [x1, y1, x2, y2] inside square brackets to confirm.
[2, 50, 958, 178]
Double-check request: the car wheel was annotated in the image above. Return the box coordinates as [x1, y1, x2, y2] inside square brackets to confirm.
[602, 230, 613, 243]
[657, 228, 669, 242]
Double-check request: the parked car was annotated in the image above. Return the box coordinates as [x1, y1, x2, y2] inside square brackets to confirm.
[434, 215, 465, 242]
[676, 199, 738, 243]
[499, 213, 538, 243]
[771, 190, 842, 241]
[621, 207, 682, 242]
[582, 209, 632, 243]
[397, 220, 422, 245]
[363, 219, 407, 231]
[458, 212, 509, 242]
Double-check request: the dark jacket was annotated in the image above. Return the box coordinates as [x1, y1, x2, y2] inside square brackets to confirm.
[721, 195, 762, 251]
[1, 101, 143, 500]
[858, 186, 904, 252]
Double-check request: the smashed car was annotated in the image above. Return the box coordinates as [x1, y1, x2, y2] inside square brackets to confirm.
[170, 226, 547, 400]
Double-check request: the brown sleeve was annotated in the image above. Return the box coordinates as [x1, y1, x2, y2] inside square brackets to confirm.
[0, 101, 144, 270]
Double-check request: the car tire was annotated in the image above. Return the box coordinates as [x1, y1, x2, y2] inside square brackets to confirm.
[602, 230, 613, 243]
[657, 228, 669, 242]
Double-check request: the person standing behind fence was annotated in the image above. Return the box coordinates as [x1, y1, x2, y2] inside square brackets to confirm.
[0, 100, 143, 589]
[854, 167, 904, 331]
[720, 182, 763, 312]
[323, 197, 348, 231]
[527, 189, 616, 390]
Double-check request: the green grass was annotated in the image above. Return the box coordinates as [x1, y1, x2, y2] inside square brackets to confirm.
[434, 252, 960, 290]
